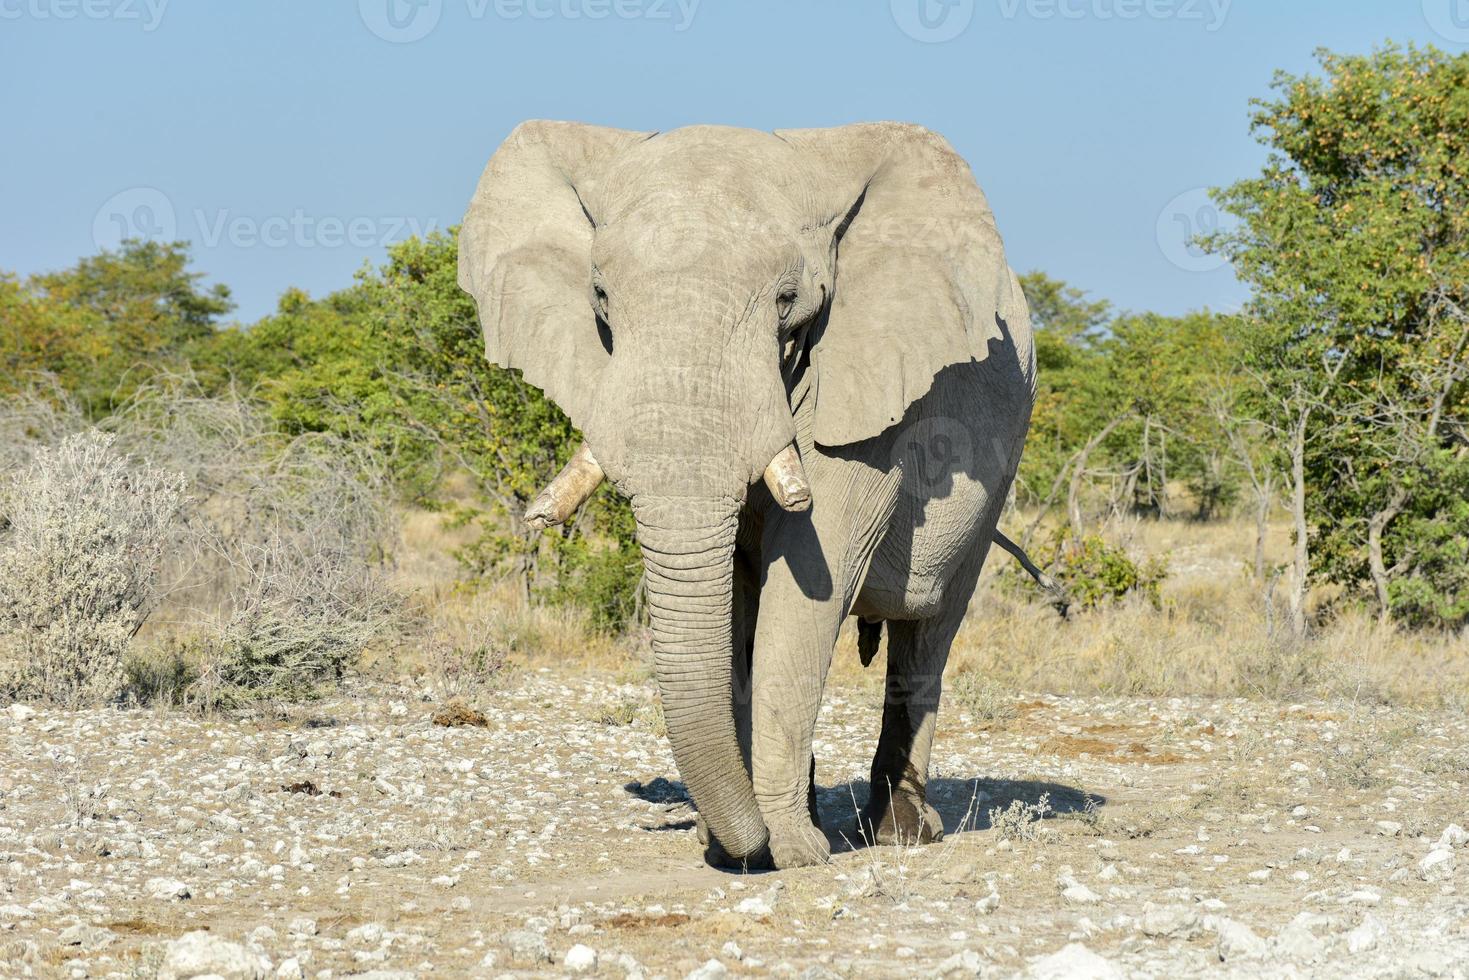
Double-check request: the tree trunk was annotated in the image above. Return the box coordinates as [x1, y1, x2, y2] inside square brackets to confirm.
[1287, 407, 1311, 636]
[1254, 469, 1273, 584]
[1367, 488, 1407, 625]
[1068, 413, 1128, 544]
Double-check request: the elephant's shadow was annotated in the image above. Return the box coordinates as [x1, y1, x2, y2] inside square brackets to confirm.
[624, 776, 1104, 850]
[818, 777, 1104, 854]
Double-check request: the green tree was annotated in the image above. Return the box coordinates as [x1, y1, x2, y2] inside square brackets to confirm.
[1, 240, 233, 415]
[1210, 44, 1469, 629]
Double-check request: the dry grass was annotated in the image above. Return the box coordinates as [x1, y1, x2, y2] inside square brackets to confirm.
[393, 509, 1469, 711]
[829, 516, 1469, 709]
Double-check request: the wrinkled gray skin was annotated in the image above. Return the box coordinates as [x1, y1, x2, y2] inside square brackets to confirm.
[459, 121, 1036, 869]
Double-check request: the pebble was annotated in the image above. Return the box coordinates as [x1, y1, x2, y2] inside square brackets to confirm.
[1346, 914, 1387, 954]
[1061, 884, 1101, 905]
[502, 929, 550, 965]
[145, 877, 192, 901]
[1418, 848, 1456, 882]
[686, 959, 729, 980]
[1214, 918, 1267, 961]
[564, 943, 597, 972]
[1139, 904, 1200, 940]
[158, 931, 268, 980]
[934, 948, 985, 976]
[1438, 824, 1468, 849]
[1028, 943, 1123, 979]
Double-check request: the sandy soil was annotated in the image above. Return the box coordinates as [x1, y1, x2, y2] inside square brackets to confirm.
[3, 668, 1467, 978]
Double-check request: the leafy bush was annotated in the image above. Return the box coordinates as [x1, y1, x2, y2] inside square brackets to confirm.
[546, 533, 644, 634]
[1055, 535, 1168, 610]
[0, 430, 184, 707]
[1004, 533, 1167, 612]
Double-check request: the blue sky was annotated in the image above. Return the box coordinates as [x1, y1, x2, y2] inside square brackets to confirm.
[2, 0, 1463, 324]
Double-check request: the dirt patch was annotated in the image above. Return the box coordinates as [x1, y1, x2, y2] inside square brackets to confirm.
[106, 920, 173, 936]
[431, 698, 488, 727]
[605, 912, 693, 930]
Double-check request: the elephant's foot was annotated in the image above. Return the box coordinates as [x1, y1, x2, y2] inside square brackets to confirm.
[857, 783, 944, 847]
[697, 815, 775, 871]
[766, 812, 831, 868]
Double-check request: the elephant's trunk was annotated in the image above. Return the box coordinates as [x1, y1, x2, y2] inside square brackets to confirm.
[635, 499, 768, 861]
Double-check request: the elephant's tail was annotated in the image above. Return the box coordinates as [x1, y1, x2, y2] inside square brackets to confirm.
[992, 530, 1070, 618]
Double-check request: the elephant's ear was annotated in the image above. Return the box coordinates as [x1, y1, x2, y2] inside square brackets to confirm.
[777, 123, 1029, 448]
[458, 120, 652, 433]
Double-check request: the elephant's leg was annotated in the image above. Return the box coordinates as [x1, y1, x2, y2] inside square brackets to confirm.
[858, 614, 965, 846]
[750, 474, 900, 869]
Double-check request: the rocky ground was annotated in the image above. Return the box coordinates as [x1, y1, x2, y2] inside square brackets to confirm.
[2, 668, 1467, 979]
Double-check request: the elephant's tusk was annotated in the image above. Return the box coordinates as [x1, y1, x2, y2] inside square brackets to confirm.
[525, 442, 605, 530]
[763, 443, 812, 513]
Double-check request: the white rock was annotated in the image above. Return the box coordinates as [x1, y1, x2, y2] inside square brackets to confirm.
[1346, 914, 1387, 954]
[735, 894, 775, 916]
[1418, 847, 1455, 882]
[7, 704, 36, 721]
[346, 923, 385, 946]
[1271, 915, 1327, 963]
[275, 957, 303, 979]
[1438, 823, 1469, 849]
[720, 941, 743, 961]
[1140, 904, 1200, 940]
[145, 877, 191, 901]
[1214, 918, 1267, 962]
[935, 949, 985, 976]
[503, 929, 550, 965]
[685, 959, 728, 980]
[1061, 884, 1101, 905]
[1375, 820, 1403, 837]
[564, 943, 597, 973]
[158, 931, 267, 980]
[1028, 943, 1122, 980]
[975, 889, 1000, 914]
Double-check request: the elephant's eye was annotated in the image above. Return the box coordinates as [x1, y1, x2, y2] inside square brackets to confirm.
[776, 289, 797, 321]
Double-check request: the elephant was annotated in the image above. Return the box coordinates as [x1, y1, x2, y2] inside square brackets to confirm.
[457, 121, 1037, 869]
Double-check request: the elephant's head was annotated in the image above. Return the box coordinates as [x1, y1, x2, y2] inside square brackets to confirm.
[459, 121, 1027, 862]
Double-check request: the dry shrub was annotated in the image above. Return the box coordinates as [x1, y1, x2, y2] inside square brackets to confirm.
[0, 377, 402, 708]
[0, 380, 84, 474]
[415, 590, 517, 703]
[0, 431, 184, 707]
[947, 671, 1017, 727]
[404, 577, 647, 689]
